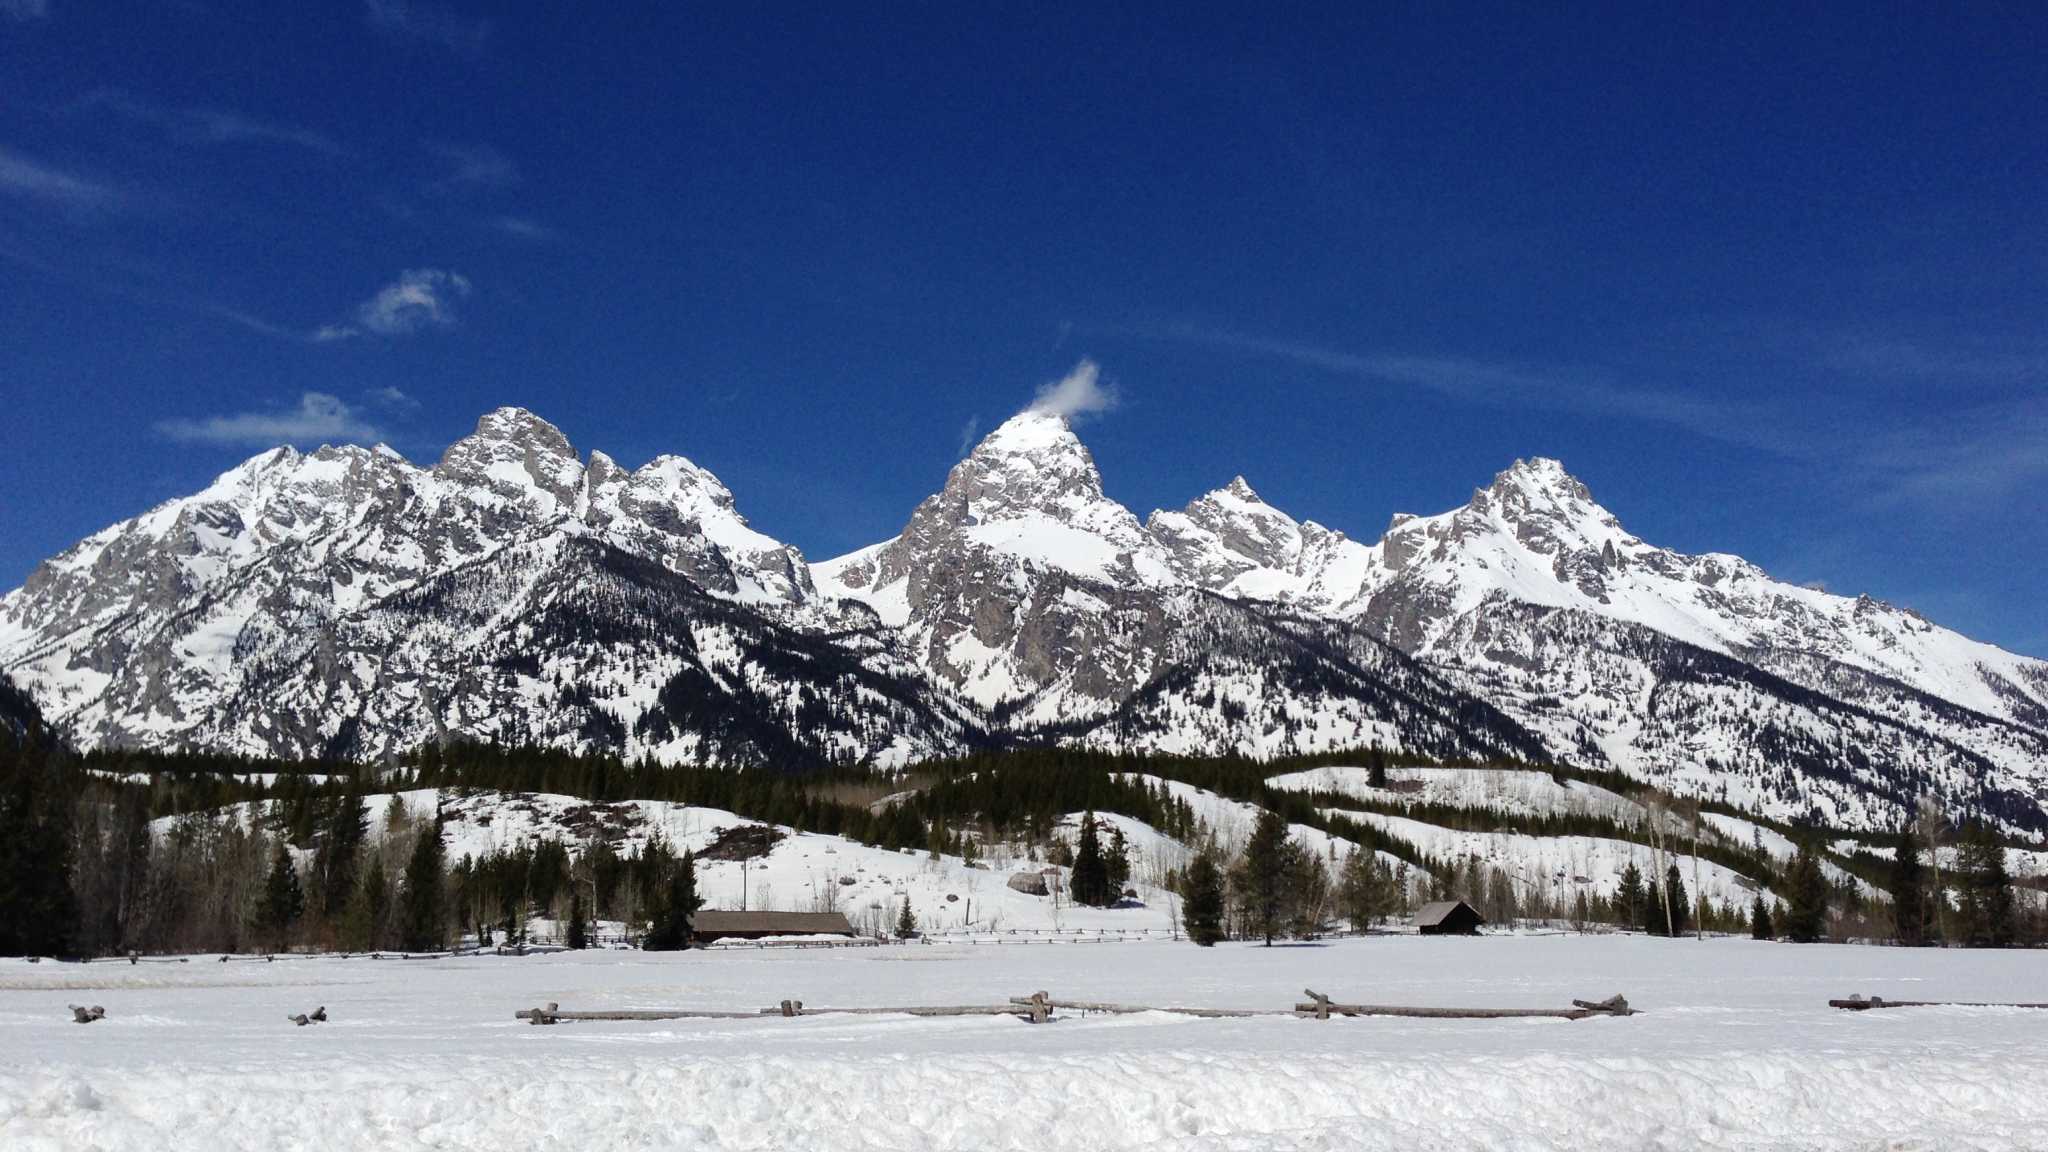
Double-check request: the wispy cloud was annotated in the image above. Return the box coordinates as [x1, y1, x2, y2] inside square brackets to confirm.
[367, 385, 421, 411]
[158, 392, 385, 446]
[81, 90, 350, 158]
[1027, 359, 1118, 419]
[0, 146, 119, 208]
[1825, 336, 2048, 385]
[1148, 326, 1751, 435]
[1859, 398, 2048, 505]
[1132, 323, 2048, 507]
[364, 0, 488, 54]
[485, 214, 551, 241]
[955, 415, 980, 457]
[315, 268, 472, 341]
[1, 0, 49, 22]
[423, 141, 516, 189]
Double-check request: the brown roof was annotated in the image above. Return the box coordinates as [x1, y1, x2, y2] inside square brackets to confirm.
[1412, 900, 1484, 928]
[692, 910, 856, 936]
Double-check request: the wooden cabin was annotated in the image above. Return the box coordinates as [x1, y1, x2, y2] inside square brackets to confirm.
[1412, 900, 1485, 936]
[690, 911, 857, 945]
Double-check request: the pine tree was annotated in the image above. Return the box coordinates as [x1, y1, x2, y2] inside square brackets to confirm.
[1750, 893, 1773, 940]
[1070, 811, 1110, 907]
[1181, 848, 1226, 946]
[314, 789, 367, 924]
[895, 897, 918, 940]
[1239, 809, 1293, 946]
[1105, 826, 1132, 897]
[1887, 822, 1927, 946]
[567, 890, 588, 950]
[399, 817, 447, 951]
[341, 855, 390, 951]
[0, 756, 77, 958]
[643, 850, 702, 951]
[1783, 841, 1829, 943]
[259, 843, 305, 951]
[1955, 823, 2015, 948]
[1663, 863, 1689, 938]
[1617, 862, 1645, 932]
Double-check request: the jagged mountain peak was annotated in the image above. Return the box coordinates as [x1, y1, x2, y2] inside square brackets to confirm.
[434, 406, 583, 509]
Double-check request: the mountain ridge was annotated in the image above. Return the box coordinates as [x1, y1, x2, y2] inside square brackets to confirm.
[4, 404, 2043, 833]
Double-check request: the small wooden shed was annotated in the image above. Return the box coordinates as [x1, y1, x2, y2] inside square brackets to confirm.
[690, 911, 857, 944]
[1412, 900, 1485, 936]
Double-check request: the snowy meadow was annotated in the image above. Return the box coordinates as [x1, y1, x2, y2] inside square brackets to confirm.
[5, 935, 2046, 1151]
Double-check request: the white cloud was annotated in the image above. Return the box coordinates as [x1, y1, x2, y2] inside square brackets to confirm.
[316, 268, 471, 341]
[0, 146, 118, 208]
[956, 415, 980, 457]
[1027, 359, 1118, 419]
[158, 392, 385, 446]
[424, 141, 516, 188]
[82, 90, 348, 158]
[1, 0, 50, 22]
[367, 385, 420, 411]
[486, 214, 551, 241]
[365, 0, 489, 54]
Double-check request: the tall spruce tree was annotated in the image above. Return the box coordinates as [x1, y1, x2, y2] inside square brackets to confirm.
[567, 890, 588, 950]
[0, 756, 78, 957]
[1663, 863, 1689, 938]
[1070, 811, 1111, 907]
[1783, 841, 1829, 943]
[314, 788, 368, 924]
[398, 817, 448, 951]
[1888, 822, 1928, 946]
[1181, 848, 1226, 946]
[1617, 862, 1645, 932]
[1750, 893, 1773, 939]
[643, 850, 702, 951]
[1239, 809, 1293, 946]
[1956, 823, 2015, 948]
[1105, 825, 1132, 896]
[259, 843, 305, 951]
[895, 897, 918, 940]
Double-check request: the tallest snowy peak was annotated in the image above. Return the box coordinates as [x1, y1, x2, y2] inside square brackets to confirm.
[1483, 457, 1596, 508]
[948, 408, 1109, 512]
[447, 407, 576, 461]
[975, 407, 1085, 459]
[434, 406, 584, 508]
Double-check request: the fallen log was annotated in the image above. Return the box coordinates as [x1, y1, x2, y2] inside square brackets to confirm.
[1010, 996, 1269, 1019]
[1296, 989, 1633, 1020]
[1831, 994, 2048, 1012]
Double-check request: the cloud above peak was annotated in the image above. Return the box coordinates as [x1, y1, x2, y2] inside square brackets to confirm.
[316, 268, 471, 342]
[0, 146, 119, 209]
[158, 392, 385, 447]
[1027, 359, 1118, 419]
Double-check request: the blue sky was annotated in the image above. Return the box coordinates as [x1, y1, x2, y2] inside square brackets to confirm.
[2, 4, 2045, 655]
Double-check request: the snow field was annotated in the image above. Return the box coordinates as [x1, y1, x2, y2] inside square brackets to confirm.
[5, 936, 2047, 1150]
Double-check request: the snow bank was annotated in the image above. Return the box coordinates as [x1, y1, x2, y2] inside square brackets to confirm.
[5, 937, 2046, 1151]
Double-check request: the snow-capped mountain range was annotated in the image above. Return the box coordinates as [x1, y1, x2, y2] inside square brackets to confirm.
[5, 405, 2045, 833]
